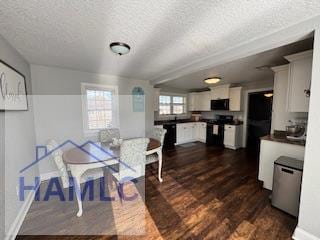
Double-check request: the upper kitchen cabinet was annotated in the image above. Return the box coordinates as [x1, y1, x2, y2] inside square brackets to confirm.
[188, 92, 200, 111]
[198, 91, 211, 111]
[229, 87, 242, 111]
[188, 91, 211, 111]
[153, 88, 161, 111]
[284, 50, 313, 112]
[210, 84, 230, 100]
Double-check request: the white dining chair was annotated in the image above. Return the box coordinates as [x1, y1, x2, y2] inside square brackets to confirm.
[99, 128, 120, 143]
[112, 138, 150, 183]
[47, 139, 70, 188]
[145, 128, 167, 165]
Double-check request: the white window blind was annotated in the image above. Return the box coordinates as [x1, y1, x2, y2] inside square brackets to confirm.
[159, 95, 186, 115]
[82, 83, 118, 134]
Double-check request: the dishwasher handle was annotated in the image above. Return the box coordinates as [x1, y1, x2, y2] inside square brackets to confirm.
[281, 168, 294, 174]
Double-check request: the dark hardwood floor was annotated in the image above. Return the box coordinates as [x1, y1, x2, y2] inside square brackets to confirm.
[17, 142, 297, 240]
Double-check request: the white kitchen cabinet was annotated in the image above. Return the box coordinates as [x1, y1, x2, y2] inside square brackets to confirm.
[191, 123, 197, 140]
[153, 88, 161, 111]
[177, 123, 192, 144]
[229, 87, 242, 111]
[223, 124, 242, 150]
[188, 92, 200, 111]
[210, 84, 230, 100]
[284, 50, 313, 112]
[197, 122, 207, 143]
[271, 65, 292, 132]
[176, 122, 207, 144]
[198, 91, 211, 111]
[188, 91, 210, 111]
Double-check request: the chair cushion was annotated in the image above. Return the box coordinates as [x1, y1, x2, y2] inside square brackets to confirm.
[146, 153, 159, 165]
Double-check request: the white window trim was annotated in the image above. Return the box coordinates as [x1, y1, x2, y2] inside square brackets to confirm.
[81, 83, 119, 136]
[158, 92, 188, 117]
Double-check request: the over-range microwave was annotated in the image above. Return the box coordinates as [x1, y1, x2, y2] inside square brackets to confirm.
[210, 99, 229, 110]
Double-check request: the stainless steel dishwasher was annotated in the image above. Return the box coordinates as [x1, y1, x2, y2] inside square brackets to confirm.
[271, 156, 304, 217]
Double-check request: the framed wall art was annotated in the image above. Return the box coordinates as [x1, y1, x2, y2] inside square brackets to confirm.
[0, 60, 28, 111]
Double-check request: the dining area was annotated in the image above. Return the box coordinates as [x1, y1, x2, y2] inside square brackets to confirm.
[47, 127, 167, 218]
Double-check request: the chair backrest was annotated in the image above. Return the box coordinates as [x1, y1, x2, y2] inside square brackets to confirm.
[99, 128, 120, 143]
[151, 128, 167, 146]
[118, 138, 150, 182]
[47, 139, 69, 188]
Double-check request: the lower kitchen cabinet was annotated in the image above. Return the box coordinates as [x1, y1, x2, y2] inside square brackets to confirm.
[223, 124, 242, 150]
[176, 122, 206, 144]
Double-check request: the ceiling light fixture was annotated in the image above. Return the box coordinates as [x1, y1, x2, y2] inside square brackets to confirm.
[204, 77, 221, 84]
[264, 93, 273, 98]
[110, 42, 131, 55]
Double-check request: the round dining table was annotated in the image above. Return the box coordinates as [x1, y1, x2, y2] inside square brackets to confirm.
[63, 138, 162, 217]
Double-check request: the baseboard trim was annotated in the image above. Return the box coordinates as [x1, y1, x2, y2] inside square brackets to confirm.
[293, 227, 320, 240]
[5, 187, 37, 240]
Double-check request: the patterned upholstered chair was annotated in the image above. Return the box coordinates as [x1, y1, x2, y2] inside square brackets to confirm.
[112, 138, 150, 183]
[146, 128, 167, 165]
[99, 128, 120, 143]
[47, 139, 70, 188]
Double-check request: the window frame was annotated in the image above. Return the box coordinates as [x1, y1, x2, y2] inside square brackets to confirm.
[81, 83, 119, 136]
[159, 93, 187, 116]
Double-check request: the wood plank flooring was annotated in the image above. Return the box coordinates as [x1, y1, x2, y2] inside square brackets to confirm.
[17, 143, 297, 240]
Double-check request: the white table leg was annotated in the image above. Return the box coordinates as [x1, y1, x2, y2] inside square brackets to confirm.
[69, 165, 85, 217]
[157, 149, 163, 182]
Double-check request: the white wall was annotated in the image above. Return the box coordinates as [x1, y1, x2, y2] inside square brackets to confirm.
[30, 64, 154, 175]
[0, 35, 38, 239]
[295, 27, 320, 239]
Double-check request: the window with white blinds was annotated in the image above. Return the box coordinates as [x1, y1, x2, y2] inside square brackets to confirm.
[81, 83, 118, 134]
[159, 95, 186, 115]
[86, 89, 113, 129]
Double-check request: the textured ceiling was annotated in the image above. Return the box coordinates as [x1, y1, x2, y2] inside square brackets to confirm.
[157, 38, 314, 91]
[0, 0, 320, 81]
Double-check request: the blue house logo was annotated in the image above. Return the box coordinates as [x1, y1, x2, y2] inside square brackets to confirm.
[19, 140, 138, 202]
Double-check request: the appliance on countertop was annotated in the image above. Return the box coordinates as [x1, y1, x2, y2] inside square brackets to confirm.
[211, 99, 229, 110]
[162, 123, 176, 150]
[272, 156, 304, 217]
[286, 119, 307, 141]
[206, 115, 233, 146]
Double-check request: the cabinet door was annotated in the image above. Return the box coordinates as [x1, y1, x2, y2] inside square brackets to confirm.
[184, 124, 193, 142]
[188, 93, 196, 111]
[229, 87, 242, 111]
[196, 92, 211, 111]
[203, 92, 211, 111]
[189, 92, 201, 111]
[211, 86, 230, 100]
[191, 123, 197, 140]
[285, 50, 312, 112]
[176, 125, 184, 143]
[200, 123, 207, 142]
[224, 125, 235, 146]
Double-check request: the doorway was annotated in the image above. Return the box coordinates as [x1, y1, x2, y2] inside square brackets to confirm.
[246, 91, 273, 153]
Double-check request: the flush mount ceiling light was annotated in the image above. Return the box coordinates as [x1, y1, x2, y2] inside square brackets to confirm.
[204, 77, 221, 84]
[109, 42, 131, 55]
[264, 93, 273, 97]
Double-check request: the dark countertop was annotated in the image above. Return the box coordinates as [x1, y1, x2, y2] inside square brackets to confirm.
[260, 134, 305, 146]
[154, 119, 243, 126]
[154, 119, 206, 125]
